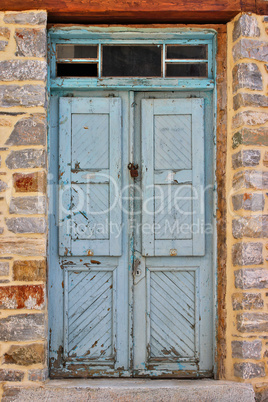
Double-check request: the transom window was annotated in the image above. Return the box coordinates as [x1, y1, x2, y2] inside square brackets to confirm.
[55, 43, 210, 78]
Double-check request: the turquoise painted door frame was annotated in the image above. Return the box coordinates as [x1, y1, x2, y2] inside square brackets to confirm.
[48, 27, 217, 378]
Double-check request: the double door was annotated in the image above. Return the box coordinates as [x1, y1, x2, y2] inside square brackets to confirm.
[49, 90, 214, 377]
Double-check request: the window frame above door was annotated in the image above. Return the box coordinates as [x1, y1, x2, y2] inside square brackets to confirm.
[48, 27, 217, 91]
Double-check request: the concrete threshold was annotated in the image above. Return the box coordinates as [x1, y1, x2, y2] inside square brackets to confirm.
[2, 378, 255, 402]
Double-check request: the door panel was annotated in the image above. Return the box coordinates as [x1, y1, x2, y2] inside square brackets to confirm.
[65, 267, 116, 363]
[59, 97, 122, 257]
[141, 98, 205, 257]
[147, 267, 199, 362]
[154, 114, 192, 170]
[72, 114, 109, 170]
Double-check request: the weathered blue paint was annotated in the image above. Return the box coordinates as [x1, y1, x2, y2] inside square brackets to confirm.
[132, 91, 214, 376]
[59, 97, 122, 256]
[141, 98, 205, 257]
[50, 78, 215, 91]
[48, 27, 217, 378]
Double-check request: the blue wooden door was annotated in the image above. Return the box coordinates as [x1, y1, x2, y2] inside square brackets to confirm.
[132, 92, 214, 376]
[49, 90, 214, 378]
[50, 92, 130, 377]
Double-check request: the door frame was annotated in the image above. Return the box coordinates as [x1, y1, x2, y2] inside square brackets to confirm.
[47, 25, 220, 378]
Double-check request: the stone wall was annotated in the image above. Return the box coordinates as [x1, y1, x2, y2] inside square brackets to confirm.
[0, 10, 48, 391]
[226, 13, 268, 399]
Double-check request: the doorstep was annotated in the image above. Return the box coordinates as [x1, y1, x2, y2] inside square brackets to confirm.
[2, 378, 255, 401]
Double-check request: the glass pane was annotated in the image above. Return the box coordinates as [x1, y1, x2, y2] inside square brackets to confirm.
[57, 63, 98, 77]
[166, 63, 207, 77]
[166, 45, 207, 60]
[102, 45, 162, 77]
[57, 45, 98, 59]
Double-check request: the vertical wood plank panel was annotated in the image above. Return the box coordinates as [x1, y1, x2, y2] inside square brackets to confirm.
[59, 97, 72, 256]
[141, 99, 155, 256]
[192, 98, 205, 255]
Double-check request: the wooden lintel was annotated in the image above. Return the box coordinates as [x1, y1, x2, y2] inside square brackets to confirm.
[46, 12, 238, 24]
[256, 0, 268, 14]
[0, 0, 265, 24]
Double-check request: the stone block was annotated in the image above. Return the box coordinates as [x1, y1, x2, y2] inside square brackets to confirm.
[4, 11, 47, 25]
[10, 196, 46, 215]
[28, 368, 48, 381]
[0, 237, 46, 256]
[232, 292, 263, 310]
[232, 128, 268, 149]
[235, 268, 268, 289]
[0, 261, 9, 276]
[0, 41, 8, 51]
[0, 179, 7, 192]
[6, 149, 46, 169]
[1, 380, 256, 402]
[237, 312, 268, 332]
[0, 369, 24, 382]
[0, 285, 45, 309]
[232, 111, 268, 129]
[232, 215, 268, 239]
[6, 114, 46, 146]
[6, 217, 46, 234]
[232, 340, 262, 359]
[4, 343, 45, 365]
[233, 39, 268, 62]
[232, 242, 263, 266]
[233, 14, 260, 41]
[0, 28, 10, 40]
[234, 362, 265, 379]
[0, 85, 46, 108]
[13, 260, 46, 281]
[0, 60, 46, 81]
[0, 313, 45, 341]
[13, 172, 46, 193]
[15, 28, 46, 57]
[232, 193, 265, 211]
[263, 151, 268, 167]
[233, 93, 268, 110]
[233, 170, 268, 190]
[232, 150, 260, 168]
[232, 63, 263, 93]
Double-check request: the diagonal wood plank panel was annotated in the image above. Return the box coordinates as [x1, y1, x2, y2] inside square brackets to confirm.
[67, 270, 113, 359]
[154, 114, 192, 170]
[149, 270, 196, 359]
[71, 183, 109, 240]
[155, 185, 192, 240]
[72, 114, 109, 170]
